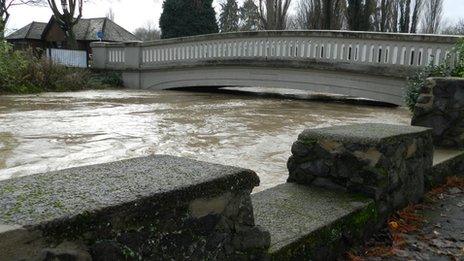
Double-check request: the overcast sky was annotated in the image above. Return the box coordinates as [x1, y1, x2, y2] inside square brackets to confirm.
[5, 0, 464, 34]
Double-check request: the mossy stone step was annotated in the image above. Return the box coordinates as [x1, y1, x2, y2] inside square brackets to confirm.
[428, 149, 464, 188]
[252, 183, 377, 260]
[0, 155, 262, 260]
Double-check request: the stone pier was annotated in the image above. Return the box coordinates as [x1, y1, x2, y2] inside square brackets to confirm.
[412, 78, 464, 149]
[287, 123, 433, 219]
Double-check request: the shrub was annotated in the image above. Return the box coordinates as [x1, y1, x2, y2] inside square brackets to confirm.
[89, 71, 124, 87]
[0, 41, 123, 94]
[453, 39, 464, 78]
[405, 39, 464, 112]
[0, 41, 36, 93]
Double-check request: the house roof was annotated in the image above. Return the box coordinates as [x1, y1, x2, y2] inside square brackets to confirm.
[7, 17, 139, 42]
[6, 22, 47, 40]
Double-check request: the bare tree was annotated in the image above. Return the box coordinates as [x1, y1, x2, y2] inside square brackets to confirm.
[46, 0, 82, 49]
[296, 0, 345, 30]
[422, 0, 443, 34]
[106, 7, 115, 21]
[373, 0, 396, 32]
[296, 0, 321, 29]
[133, 21, 160, 41]
[258, 0, 292, 30]
[0, 0, 44, 39]
[390, 0, 422, 33]
[409, 0, 422, 33]
[286, 13, 298, 29]
[442, 19, 464, 36]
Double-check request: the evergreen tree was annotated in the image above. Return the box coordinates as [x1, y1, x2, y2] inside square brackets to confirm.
[160, 0, 218, 39]
[346, 0, 376, 31]
[239, 0, 261, 31]
[219, 0, 239, 32]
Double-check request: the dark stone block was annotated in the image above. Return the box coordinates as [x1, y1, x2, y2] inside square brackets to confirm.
[417, 95, 432, 104]
[412, 78, 464, 149]
[413, 104, 432, 116]
[40, 248, 92, 261]
[299, 160, 330, 176]
[418, 114, 448, 137]
[90, 241, 125, 261]
[287, 155, 297, 172]
[232, 226, 270, 251]
[291, 141, 310, 157]
[420, 85, 432, 94]
[433, 96, 451, 112]
[312, 177, 347, 192]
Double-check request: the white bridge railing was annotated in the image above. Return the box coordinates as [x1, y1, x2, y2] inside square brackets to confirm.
[91, 31, 461, 71]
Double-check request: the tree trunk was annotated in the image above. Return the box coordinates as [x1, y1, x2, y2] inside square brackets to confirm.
[410, 0, 422, 33]
[0, 8, 8, 40]
[0, 19, 5, 40]
[65, 27, 78, 49]
[323, 0, 331, 29]
[48, 0, 83, 49]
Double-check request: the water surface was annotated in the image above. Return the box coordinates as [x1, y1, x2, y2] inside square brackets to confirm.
[0, 88, 411, 191]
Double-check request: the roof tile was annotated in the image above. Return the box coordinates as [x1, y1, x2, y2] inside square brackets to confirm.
[7, 17, 138, 42]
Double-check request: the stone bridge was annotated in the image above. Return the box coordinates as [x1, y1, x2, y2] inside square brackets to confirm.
[91, 31, 460, 105]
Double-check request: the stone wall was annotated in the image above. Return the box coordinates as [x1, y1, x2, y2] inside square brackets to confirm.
[0, 155, 270, 260]
[412, 78, 464, 149]
[287, 124, 433, 219]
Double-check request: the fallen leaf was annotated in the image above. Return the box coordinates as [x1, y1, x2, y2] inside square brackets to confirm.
[346, 251, 365, 261]
[389, 221, 399, 230]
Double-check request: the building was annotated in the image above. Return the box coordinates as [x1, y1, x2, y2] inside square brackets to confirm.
[6, 17, 139, 53]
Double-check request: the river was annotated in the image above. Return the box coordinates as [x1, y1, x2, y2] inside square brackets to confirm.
[0, 88, 411, 191]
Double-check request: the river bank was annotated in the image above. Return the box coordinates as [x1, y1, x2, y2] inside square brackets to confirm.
[0, 70, 123, 95]
[0, 41, 122, 95]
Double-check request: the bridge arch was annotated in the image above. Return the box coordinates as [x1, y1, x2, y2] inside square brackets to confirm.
[91, 30, 460, 105]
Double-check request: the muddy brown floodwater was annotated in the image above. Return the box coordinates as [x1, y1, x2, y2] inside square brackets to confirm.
[0, 88, 411, 191]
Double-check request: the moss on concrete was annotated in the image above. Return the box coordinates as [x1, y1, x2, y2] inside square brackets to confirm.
[270, 201, 378, 260]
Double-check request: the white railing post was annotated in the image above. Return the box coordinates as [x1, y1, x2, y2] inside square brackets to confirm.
[90, 42, 108, 69]
[124, 42, 142, 70]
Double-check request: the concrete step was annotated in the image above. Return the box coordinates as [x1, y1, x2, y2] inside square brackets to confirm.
[251, 183, 377, 260]
[252, 150, 464, 260]
[429, 149, 464, 187]
[433, 149, 464, 166]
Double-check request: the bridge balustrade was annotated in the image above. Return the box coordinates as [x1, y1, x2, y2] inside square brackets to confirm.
[92, 31, 461, 70]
